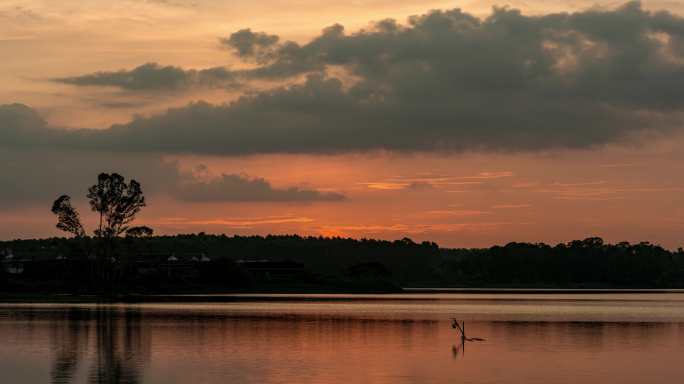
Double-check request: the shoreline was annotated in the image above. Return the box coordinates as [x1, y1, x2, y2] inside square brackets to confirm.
[2, 288, 684, 304]
[402, 287, 684, 294]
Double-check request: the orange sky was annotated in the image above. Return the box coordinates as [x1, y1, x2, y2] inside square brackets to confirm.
[1, 1, 684, 248]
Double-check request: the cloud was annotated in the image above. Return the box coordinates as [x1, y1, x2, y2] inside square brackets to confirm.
[426, 209, 491, 216]
[359, 172, 511, 191]
[221, 28, 280, 61]
[492, 204, 532, 209]
[175, 172, 346, 202]
[10, 2, 684, 155]
[0, 148, 343, 209]
[145, 0, 198, 8]
[361, 182, 410, 190]
[0, 103, 49, 145]
[599, 163, 638, 168]
[532, 181, 684, 200]
[0, 106, 344, 208]
[0, 148, 179, 209]
[54, 62, 239, 91]
[319, 221, 527, 235]
[406, 181, 435, 190]
[360, 180, 436, 190]
[155, 215, 315, 228]
[462, 172, 514, 180]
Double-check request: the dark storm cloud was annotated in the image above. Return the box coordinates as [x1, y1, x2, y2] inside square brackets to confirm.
[9, 2, 684, 154]
[176, 172, 346, 202]
[54, 62, 239, 91]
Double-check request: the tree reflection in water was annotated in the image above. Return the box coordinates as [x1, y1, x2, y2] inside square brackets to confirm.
[49, 306, 148, 384]
[50, 308, 90, 384]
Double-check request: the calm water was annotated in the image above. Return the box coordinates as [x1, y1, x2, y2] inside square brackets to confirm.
[1, 293, 684, 383]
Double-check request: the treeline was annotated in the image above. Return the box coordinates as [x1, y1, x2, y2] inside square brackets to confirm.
[440, 237, 684, 288]
[0, 235, 440, 293]
[1, 234, 684, 292]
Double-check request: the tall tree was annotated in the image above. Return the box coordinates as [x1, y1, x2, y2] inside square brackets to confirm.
[87, 173, 146, 239]
[51, 173, 150, 292]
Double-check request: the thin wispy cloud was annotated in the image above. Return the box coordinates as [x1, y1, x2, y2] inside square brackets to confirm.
[535, 183, 684, 201]
[511, 181, 540, 189]
[492, 204, 532, 209]
[599, 163, 638, 168]
[54, 63, 240, 92]
[359, 182, 410, 190]
[319, 221, 530, 235]
[461, 172, 514, 180]
[360, 172, 511, 191]
[550, 181, 608, 187]
[156, 215, 315, 228]
[426, 209, 491, 216]
[176, 172, 346, 202]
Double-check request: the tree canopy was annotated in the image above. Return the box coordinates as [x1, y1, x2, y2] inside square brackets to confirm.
[51, 173, 149, 239]
[87, 173, 146, 238]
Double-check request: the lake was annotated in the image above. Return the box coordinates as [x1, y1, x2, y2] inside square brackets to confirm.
[1, 293, 684, 383]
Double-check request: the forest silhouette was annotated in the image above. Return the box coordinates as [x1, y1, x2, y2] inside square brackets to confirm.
[1, 172, 684, 294]
[2, 234, 684, 294]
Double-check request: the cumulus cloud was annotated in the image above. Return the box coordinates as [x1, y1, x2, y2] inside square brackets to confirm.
[175, 172, 346, 202]
[54, 62, 239, 91]
[10, 2, 684, 154]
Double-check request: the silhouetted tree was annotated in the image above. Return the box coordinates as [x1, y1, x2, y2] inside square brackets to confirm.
[51, 173, 148, 241]
[51, 195, 86, 238]
[87, 173, 146, 240]
[51, 173, 150, 292]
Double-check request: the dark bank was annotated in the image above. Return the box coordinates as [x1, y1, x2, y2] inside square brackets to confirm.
[2, 234, 684, 298]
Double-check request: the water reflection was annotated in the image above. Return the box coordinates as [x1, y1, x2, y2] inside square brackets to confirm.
[449, 320, 486, 361]
[45, 307, 148, 384]
[489, 321, 672, 352]
[451, 341, 465, 359]
[50, 308, 89, 383]
[88, 308, 147, 384]
[0, 298, 683, 384]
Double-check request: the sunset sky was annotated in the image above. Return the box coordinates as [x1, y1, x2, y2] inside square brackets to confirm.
[2, 0, 684, 248]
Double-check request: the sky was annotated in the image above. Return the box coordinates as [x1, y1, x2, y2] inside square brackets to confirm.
[2, 0, 684, 248]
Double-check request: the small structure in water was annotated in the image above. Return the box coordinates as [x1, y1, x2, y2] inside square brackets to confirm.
[451, 318, 485, 342]
[451, 318, 486, 360]
[451, 318, 466, 339]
